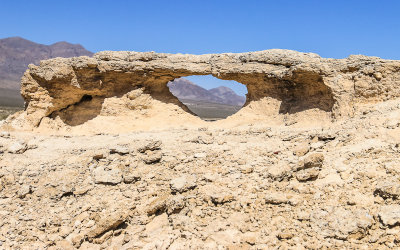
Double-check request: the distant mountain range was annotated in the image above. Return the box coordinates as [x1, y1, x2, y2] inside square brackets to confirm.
[0, 37, 93, 106]
[0, 37, 245, 108]
[168, 78, 245, 106]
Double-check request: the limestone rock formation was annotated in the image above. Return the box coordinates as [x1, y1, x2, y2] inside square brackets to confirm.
[5, 49, 400, 132]
[1, 50, 400, 248]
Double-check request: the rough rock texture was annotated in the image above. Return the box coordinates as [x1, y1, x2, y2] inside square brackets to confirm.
[4, 49, 400, 133]
[1, 50, 400, 248]
[1, 103, 400, 248]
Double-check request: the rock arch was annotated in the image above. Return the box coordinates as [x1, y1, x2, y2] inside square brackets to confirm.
[9, 50, 400, 131]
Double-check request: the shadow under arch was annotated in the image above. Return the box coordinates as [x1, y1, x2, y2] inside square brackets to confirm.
[33, 65, 334, 127]
[213, 71, 335, 115]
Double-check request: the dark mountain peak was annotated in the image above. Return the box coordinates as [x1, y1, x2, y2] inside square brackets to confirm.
[2, 36, 29, 42]
[50, 41, 73, 46]
[0, 36, 42, 48]
[50, 41, 85, 49]
[49, 41, 93, 57]
[0, 37, 93, 92]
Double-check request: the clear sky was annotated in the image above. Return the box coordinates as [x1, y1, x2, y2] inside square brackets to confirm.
[1, 0, 399, 95]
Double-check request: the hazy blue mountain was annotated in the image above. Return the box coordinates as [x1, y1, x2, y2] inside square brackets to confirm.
[168, 78, 246, 106]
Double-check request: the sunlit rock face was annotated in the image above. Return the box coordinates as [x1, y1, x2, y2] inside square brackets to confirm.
[7, 49, 400, 131]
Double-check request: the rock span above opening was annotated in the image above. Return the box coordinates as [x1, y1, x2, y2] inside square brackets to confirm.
[5, 49, 400, 132]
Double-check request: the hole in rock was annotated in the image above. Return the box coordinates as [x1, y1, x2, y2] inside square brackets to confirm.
[167, 75, 247, 121]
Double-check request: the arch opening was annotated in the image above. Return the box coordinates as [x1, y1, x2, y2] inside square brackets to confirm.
[167, 75, 248, 121]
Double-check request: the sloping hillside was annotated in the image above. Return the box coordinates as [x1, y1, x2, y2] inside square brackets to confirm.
[0, 37, 93, 106]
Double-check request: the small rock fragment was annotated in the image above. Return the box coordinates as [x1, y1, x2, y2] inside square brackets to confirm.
[17, 184, 31, 198]
[166, 194, 186, 214]
[191, 136, 213, 144]
[110, 146, 130, 155]
[0, 132, 10, 138]
[146, 193, 169, 215]
[8, 141, 27, 154]
[86, 211, 129, 240]
[277, 231, 294, 240]
[194, 153, 206, 158]
[378, 205, 400, 226]
[170, 175, 197, 193]
[209, 192, 234, 205]
[142, 150, 162, 164]
[138, 140, 162, 153]
[374, 72, 383, 80]
[265, 192, 298, 206]
[374, 180, 400, 200]
[296, 168, 320, 182]
[123, 171, 141, 184]
[303, 153, 324, 169]
[240, 166, 253, 174]
[293, 142, 310, 156]
[295, 153, 324, 181]
[92, 153, 105, 160]
[267, 164, 292, 181]
[92, 166, 122, 185]
[241, 232, 257, 245]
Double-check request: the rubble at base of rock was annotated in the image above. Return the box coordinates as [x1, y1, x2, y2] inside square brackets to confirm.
[1, 106, 400, 249]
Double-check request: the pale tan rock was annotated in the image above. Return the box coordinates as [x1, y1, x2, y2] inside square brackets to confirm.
[265, 192, 299, 206]
[310, 207, 374, 240]
[86, 211, 128, 239]
[146, 193, 170, 215]
[141, 150, 162, 164]
[17, 184, 31, 198]
[5, 49, 400, 132]
[293, 142, 310, 156]
[378, 205, 400, 226]
[170, 175, 197, 193]
[92, 166, 122, 185]
[296, 167, 320, 182]
[1, 51, 400, 248]
[7, 141, 27, 154]
[267, 164, 292, 181]
[137, 140, 162, 153]
[375, 179, 400, 200]
[303, 153, 324, 169]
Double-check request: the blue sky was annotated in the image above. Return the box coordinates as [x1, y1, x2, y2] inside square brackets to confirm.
[1, 0, 399, 95]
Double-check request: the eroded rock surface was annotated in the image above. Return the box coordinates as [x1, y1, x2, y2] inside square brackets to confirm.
[3, 49, 400, 133]
[1, 50, 400, 248]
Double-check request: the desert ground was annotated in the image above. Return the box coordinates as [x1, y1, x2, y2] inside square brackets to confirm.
[1, 99, 400, 249]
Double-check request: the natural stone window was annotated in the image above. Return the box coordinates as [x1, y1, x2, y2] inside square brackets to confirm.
[167, 75, 247, 121]
[12, 49, 398, 132]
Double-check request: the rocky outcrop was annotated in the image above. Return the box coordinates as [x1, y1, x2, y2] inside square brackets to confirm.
[1, 50, 400, 248]
[7, 50, 400, 131]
